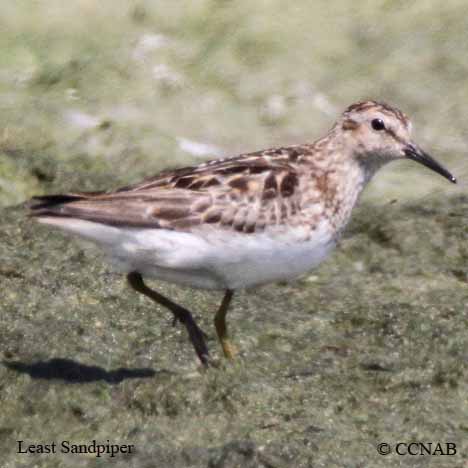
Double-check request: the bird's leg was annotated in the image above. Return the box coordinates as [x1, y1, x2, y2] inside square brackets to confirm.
[214, 290, 236, 359]
[127, 271, 209, 366]
[171, 314, 209, 340]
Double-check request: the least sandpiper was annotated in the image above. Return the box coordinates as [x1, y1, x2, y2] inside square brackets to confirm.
[30, 101, 456, 365]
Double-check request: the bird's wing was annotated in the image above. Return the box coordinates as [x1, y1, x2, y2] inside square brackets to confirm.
[30, 146, 311, 234]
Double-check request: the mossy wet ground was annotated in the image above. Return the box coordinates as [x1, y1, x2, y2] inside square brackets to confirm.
[1, 1, 467, 467]
[1, 196, 467, 468]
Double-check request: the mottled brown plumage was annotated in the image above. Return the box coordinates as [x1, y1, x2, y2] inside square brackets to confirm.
[29, 101, 456, 365]
[30, 141, 335, 234]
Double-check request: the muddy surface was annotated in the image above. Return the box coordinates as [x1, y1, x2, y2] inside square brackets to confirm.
[1, 195, 466, 468]
[1, 2, 467, 467]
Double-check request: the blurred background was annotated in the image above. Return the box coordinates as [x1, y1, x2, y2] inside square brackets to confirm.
[0, 0, 466, 207]
[1, 4, 467, 466]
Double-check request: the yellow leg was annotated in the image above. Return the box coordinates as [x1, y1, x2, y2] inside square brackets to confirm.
[214, 290, 236, 359]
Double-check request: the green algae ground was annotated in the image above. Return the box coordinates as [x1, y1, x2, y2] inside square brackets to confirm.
[1, 2, 467, 467]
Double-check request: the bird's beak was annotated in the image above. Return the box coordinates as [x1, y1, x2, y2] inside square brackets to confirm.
[404, 144, 456, 184]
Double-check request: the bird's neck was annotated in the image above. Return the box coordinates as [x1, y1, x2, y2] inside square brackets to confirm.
[302, 137, 368, 235]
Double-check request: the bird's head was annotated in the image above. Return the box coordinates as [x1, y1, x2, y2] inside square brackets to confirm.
[338, 100, 456, 184]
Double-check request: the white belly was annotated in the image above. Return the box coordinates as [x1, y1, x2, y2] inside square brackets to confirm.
[108, 223, 336, 290]
[38, 217, 336, 290]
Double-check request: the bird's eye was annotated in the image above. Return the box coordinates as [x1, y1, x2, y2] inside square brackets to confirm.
[371, 118, 385, 131]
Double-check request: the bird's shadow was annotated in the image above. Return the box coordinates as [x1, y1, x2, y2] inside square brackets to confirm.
[3, 358, 164, 384]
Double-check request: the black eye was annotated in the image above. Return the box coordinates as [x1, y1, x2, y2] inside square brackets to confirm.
[371, 118, 385, 131]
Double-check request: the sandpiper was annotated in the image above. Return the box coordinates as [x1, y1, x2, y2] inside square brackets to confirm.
[30, 101, 456, 365]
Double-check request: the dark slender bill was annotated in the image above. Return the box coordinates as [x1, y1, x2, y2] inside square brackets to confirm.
[404, 144, 456, 184]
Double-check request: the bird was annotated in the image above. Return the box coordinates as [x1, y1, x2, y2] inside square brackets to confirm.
[29, 100, 456, 366]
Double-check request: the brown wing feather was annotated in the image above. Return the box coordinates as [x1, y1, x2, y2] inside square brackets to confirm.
[114, 146, 306, 193]
[30, 146, 309, 233]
